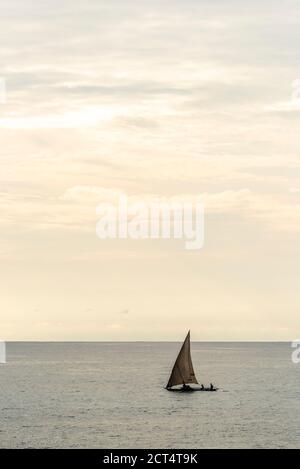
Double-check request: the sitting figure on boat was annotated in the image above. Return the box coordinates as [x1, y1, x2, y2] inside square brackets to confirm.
[201, 384, 204, 390]
[181, 383, 192, 391]
[210, 383, 214, 391]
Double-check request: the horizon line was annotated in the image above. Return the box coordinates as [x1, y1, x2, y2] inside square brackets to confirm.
[3, 339, 293, 343]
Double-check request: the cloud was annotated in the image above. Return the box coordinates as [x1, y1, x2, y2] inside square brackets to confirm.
[2, 0, 300, 340]
[116, 309, 130, 315]
[2, 185, 300, 238]
[289, 187, 300, 193]
[61, 186, 124, 203]
[265, 100, 300, 113]
[0, 106, 125, 129]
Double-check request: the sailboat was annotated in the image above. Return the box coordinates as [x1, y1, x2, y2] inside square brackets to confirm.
[166, 331, 218, 392]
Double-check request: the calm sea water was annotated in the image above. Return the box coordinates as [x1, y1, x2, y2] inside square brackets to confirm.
[0, 342, 299, 448]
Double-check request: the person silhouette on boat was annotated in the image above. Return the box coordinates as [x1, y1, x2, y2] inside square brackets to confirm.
[210, 383, 214, 391]
[182, 383, 191, 391]
[201, 384, 204, 390]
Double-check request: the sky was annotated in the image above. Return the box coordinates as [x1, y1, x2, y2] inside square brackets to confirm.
[1, 0, 300, 340]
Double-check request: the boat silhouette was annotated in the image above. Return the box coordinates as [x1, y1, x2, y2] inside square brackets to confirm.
[166, 331, 218, 392]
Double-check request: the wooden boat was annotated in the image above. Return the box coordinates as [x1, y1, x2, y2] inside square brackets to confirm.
[165, 331, 218, 392]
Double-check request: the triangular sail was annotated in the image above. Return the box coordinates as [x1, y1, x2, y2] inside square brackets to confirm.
[166, 331, 198, 388]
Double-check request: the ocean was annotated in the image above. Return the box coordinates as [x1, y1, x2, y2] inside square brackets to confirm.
[0, 342, 299, 448]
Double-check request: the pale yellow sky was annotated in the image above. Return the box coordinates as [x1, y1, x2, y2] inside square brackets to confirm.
[1, 0, 300, 340]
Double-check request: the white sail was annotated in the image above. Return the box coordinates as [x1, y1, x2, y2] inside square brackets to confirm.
[166, 331, 198, 388]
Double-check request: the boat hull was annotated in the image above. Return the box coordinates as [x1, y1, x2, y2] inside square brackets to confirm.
[166, 387, 218, 392]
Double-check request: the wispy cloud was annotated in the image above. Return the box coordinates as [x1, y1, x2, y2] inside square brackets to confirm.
[1, 0, 300, 339]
